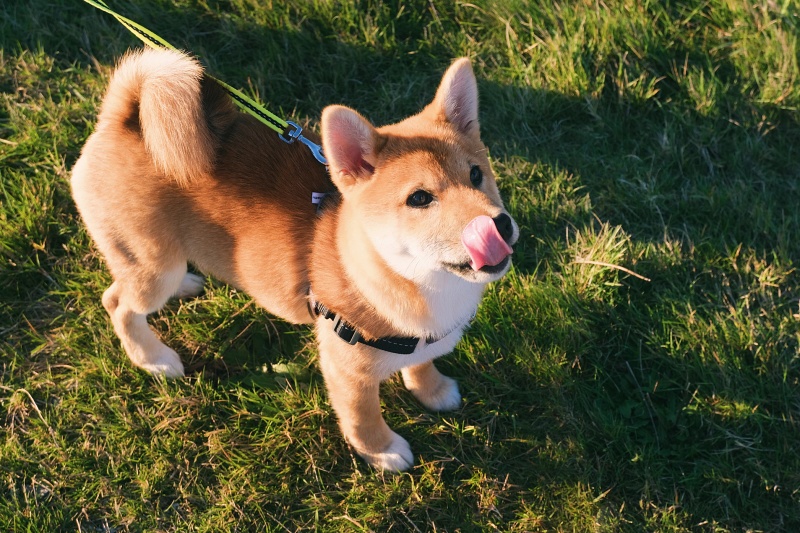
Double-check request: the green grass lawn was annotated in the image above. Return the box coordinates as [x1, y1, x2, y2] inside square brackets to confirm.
[2, 0, 799, 530]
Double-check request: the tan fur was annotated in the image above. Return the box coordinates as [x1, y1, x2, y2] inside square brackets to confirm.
[72, 49, 518, 471]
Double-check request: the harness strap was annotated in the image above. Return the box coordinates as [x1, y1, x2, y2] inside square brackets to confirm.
[311, 299, 421, 355]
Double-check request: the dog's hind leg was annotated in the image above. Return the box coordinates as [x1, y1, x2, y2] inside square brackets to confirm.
[102, 265, 188, 378]
[173, 272, 205, 299]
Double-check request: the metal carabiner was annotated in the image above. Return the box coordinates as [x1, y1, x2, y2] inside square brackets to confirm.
[297, 134, 328, 166]
[278, 120, 303, 143]
[279, 120, 328, 166]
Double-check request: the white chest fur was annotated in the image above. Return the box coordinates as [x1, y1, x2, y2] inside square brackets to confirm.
[374, 270, 485, 378]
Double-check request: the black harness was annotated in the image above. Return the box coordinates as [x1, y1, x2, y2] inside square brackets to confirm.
[309, 289, 477, 355]
[310, 297, 422, 355]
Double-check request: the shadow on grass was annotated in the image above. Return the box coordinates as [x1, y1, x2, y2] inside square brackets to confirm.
[3, 0, 799, 530]
[467, 46, 800, 529]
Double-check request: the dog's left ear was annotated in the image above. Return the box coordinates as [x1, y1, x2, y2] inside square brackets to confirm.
[321, 105, 382, 191]
[431, 58, 480, 138]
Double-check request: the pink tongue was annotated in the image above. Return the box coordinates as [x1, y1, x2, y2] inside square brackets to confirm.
[461, 215, 513, 271]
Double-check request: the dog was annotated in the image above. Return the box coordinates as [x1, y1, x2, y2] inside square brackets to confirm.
[71, 48, 519, 471]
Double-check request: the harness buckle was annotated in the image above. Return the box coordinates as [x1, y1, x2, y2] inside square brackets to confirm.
[332, 315, 361, 345]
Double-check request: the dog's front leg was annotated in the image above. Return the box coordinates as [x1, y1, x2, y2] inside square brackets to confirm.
[401, 361, 462, 412]
[316, 329, 414, 472]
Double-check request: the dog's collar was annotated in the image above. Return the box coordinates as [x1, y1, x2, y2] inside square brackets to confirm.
[310, 295, 422, 355]
[308, 287, 476, 355]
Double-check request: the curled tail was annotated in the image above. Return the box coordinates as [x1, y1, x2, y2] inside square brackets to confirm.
[99, 48, 217, 185]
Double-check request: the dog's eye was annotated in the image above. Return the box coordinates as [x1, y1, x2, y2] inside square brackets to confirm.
[470, 165, 483, 187]
[406, 190, 434, 208]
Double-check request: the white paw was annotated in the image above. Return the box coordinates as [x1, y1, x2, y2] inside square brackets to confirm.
[137, 346, 185, 378]
[173, 273, 204, 299]
[418, 375, 462, 412]
[357, 431, 414, 472]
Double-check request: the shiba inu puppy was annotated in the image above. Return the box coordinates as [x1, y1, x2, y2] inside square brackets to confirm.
[71, 48, 518, 471]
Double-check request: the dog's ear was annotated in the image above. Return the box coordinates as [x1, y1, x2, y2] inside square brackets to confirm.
[431, 58, 480, 138]
[321, 105, 381, 190]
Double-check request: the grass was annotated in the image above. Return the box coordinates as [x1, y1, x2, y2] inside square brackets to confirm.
[2, 0, 799, 530]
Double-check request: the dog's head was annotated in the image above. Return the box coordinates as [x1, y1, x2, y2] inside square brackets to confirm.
[321, 58, 518, 285]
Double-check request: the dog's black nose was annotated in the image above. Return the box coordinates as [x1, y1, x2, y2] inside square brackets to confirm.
[493, 213, 514, 242]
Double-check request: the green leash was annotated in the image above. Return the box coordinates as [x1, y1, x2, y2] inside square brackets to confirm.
[83, 0, 327, 165]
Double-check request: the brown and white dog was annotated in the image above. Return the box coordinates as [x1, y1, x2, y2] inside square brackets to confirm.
[71, 48, 518, 471]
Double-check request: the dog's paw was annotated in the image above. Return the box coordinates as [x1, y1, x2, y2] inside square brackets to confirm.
[357, 431, 414, 472]
[138, 347, 185, 378]
[414, 375, 462, 412]
[173, 273, 205, 299]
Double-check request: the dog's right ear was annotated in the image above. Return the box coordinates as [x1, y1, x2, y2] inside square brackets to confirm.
[321, 105, 382, 190]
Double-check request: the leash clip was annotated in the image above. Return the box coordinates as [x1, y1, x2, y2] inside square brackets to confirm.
[280, 120, 328, 166]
